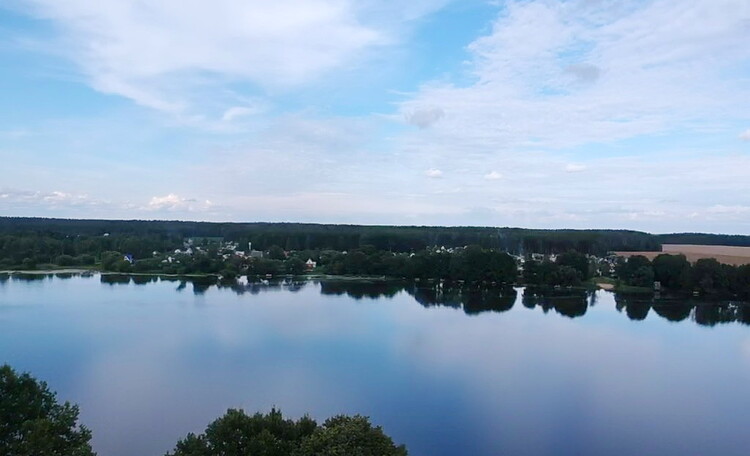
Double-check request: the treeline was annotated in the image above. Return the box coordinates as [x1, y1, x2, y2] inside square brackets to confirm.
[323, 246, 517, 283]
[617, 254, 750, 299]
[0, 232, 182, 269]
[3, 216, 722, 256]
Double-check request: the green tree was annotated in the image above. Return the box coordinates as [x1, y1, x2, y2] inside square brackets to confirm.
[267, 245, 286, 261]
[616, 255, 651, 284]
[552, 265, 582, 287]
[556, 251, 590, 280]
[296, 415, 407, 456]
[21, 257, 36, 270]
[0, 365, 96, 456]
[652, 254, 692, 290]
[167, 409, 406, 456]
[630, 265, 655, 288]
[100, 251, 122, 271]
[693, 258, 727, 295]
[55, 254, 76, 266]
[285, 257, 306, 275]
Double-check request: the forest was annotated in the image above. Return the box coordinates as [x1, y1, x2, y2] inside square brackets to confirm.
[2, 216, 749, 263]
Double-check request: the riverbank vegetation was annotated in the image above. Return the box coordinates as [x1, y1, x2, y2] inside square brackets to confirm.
[615, 254, 750, 299]
[2, 217, 750, 298]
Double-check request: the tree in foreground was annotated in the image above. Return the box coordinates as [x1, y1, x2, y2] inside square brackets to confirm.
[166, 409, 407, 456]
[0, 364, 96, 456]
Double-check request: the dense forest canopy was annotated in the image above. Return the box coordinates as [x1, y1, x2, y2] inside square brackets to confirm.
[4, 216, 746, 255]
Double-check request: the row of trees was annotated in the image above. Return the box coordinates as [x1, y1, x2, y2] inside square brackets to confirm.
[522, 251, 592, 287]
[15, 216, 744, 256]
[0, 365, 407, 456]
[617, 254, 750, 298]
[0, 233, 181, 269]
[322, 245, 518, 283]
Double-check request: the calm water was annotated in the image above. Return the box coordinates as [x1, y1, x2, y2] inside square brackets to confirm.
[2, 273, 750, 456]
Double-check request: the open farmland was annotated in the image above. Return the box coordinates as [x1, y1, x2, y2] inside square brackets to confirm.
[615, 244, 750, 266]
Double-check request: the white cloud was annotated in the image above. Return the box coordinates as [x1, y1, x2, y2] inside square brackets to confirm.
[740, 129, 750, 141]
[484, 171, 503, 180]
[424, 168, 443, 178]
[405, 107, 445, 128]
[398, 0, 750, 151]
[564, 63, 601, 83]
[0, 188, 100, 207]
[146, 194, 213, 212]
[706, 205, 750, 215]
[19, 0, 447, 120]
[221, 106, 263, 122]
[565, 164, 587, 173]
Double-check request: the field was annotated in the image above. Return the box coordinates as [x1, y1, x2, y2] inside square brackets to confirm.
[615, 244, 750, 266]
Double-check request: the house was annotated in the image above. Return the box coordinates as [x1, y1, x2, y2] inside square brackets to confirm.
[305, 259, 317, 271]
[250, 250, 264, 259]
[123, 254, 135, 264]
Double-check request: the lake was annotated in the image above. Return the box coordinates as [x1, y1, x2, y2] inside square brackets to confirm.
[2, 273, 750, 456]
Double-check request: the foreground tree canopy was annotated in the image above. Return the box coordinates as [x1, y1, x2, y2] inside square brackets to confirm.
[0, 364, 96, 456]
[167, 408, 407, 456]
[1, 365, 406, 456]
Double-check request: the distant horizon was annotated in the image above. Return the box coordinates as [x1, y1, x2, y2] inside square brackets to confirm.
[2, 214, 749, 238]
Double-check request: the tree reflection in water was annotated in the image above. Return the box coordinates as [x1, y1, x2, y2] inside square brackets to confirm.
[615, 293, 750, 326]
[406, 283, 517, 315]
[522, 287, 589, 318]
[320, 281, 402, 300]
[8, 273, 750, 326]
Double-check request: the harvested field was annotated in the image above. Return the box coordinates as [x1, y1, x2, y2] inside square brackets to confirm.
[614, 244, 750, 266]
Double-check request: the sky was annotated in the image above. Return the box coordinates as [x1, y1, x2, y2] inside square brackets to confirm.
[1, 0, 749, 234]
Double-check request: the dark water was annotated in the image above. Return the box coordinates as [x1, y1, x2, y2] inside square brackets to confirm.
[2, 273, 750, 456]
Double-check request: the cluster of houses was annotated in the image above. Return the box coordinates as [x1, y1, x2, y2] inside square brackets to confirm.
[509, 252, 618, 276]
[123, 237, 634, 277]
[120, 238, 318, 272]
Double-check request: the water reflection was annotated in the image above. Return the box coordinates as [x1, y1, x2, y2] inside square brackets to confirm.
[321, 280, 402, 300]
[615, 293, 750, 326]
[6, 273, 750, 327]
[11, 273, 51, 282]
[3, 274, 750, 456]
[100, 274, 132, 285]
[54, 272, 76, 280]
[522, 287, 590, 318]
[405, 284, 517, 315]
[132, 275, 158, 286]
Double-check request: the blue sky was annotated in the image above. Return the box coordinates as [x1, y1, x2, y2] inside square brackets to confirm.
[1, 0, 749, 233]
